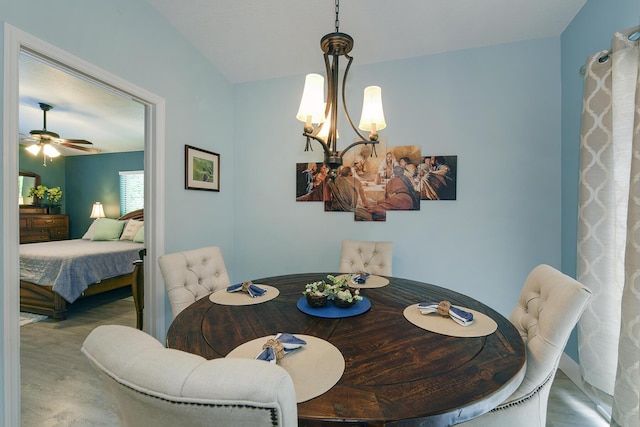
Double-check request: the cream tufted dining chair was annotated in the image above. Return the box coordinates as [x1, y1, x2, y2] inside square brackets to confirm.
[455, 264, 592, 427]
[338, 240, 393, 276]
[82, 325, 297, 427]
[158, 246, 230, 319]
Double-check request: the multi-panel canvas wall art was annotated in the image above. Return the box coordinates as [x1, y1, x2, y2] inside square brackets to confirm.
[296, 138, 456, 222]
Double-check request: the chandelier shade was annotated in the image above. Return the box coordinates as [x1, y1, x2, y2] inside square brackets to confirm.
[296, 73, 326, 128]
[358, 86, 386, 135]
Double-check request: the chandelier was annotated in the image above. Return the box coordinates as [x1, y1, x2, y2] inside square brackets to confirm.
[296, 0, 386, 172]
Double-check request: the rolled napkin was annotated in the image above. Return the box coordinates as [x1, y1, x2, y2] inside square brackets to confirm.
[350, 271, 370, 285]
[226, 281, 267, 298]
[417, 301, 474, 327]
[255, 333, 307, 363]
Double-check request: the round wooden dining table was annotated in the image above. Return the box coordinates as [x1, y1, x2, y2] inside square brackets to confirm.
[166, 273, 526, 426]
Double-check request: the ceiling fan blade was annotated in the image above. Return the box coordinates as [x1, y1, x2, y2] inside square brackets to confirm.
[19, 133, 37, 143]
[58, 142, 101, 154]
[58, 138, 93, 145]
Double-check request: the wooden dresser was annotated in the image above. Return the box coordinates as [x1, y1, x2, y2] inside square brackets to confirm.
[19, 207, 70, 244]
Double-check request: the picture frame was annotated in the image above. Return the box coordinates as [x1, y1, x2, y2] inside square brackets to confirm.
[185, 145, 220, 191]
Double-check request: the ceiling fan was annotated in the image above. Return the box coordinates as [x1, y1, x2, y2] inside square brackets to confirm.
[22, 102, 101, 155]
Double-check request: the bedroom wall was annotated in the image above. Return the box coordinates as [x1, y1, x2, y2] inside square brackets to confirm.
[65, 151, 144, 238]
[559, 0, 638, 362]
[233, 36, 562, 322]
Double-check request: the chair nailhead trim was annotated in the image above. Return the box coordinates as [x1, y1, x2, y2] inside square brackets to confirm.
[108, 373, 280, 426]
[489, 370, 555, 413]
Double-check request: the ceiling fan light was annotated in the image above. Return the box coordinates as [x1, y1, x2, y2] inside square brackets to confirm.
[43, 144, 60, 157]
[26, 144, 41, 155]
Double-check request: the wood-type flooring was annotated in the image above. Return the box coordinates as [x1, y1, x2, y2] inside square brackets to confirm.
[20, 287, 609, 426]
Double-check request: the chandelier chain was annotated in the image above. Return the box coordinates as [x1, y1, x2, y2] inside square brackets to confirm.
[335, 0, 340, 33]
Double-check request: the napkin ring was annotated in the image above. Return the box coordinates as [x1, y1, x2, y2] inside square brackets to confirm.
[437, 301, 451, 317]
[262, 338, 285, 361]
[241, 281, 253, 292]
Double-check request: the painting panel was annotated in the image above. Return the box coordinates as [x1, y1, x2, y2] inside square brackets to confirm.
[296, 162, 328, 201]
[417, 155, 457, 200]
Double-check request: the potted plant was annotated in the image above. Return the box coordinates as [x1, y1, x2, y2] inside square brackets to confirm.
[28, 185, 63, 213]
[303, 275, 363, 308]
[45, 186, 63, 213]
[325, 274, 363, 308]
[302, 280, 330, 307]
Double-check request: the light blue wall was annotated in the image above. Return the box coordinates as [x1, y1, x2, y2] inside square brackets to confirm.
[234, 37, 562, 320]
[1, 0, 235, 418]
[559, 0, 638, 361]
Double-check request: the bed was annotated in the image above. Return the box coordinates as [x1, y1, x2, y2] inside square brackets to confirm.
[19, 209, 145, 320]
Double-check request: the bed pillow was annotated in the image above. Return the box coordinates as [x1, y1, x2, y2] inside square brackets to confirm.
[133, 226, 144, 243]
[120, 219, 144, 241]
[82, 220, 98, 240]
[91, 218, 126, 241]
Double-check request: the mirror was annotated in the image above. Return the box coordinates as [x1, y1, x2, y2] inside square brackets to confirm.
[19, 170, 41, 206]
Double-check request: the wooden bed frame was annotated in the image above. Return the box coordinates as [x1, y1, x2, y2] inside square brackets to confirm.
[20, 209, 144, 321]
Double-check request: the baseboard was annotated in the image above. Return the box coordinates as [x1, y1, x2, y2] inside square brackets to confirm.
[558, 352, 583, 391]
[558, 352, 612, 422]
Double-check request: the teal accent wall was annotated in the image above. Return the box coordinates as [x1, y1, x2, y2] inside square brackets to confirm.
[560, 0, 638, 362]
[64, 151, 143, 238]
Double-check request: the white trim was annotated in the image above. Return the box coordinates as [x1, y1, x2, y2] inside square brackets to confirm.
[3, 23, 22, 427]
[558, 352, 584, 393]
[2, 23, 166, 426]
[558, 353, 612, 422]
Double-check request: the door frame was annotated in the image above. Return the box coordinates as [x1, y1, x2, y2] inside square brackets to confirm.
[3, 23, 166, 426]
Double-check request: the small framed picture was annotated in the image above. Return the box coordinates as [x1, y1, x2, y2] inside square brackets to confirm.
[185, 145, 220, 191]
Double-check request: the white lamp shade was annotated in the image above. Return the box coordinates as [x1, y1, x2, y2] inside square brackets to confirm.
[43, 144, 61, 157]
[90, 202, 105, 219]
[296, 73, 326, 124]
[316, 105, 338, 142]
[26, 144, 41, 155]
[358, 86, 386, 132]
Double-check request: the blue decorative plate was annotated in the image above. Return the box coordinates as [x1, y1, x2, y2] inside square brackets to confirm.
[296, 296, 371, 318]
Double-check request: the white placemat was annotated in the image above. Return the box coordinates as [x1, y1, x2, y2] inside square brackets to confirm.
[209, 285, 279, 306]
[403, 304, 498, 337]
[226, 334, 345, 403]
[335, 274, 389, 288]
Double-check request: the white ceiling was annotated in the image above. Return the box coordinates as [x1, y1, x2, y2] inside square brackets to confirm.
[18, 0, 587, 156]
[146, 0, 587, 83]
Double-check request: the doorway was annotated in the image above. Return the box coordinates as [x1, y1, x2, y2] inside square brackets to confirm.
[3, 24, 166, 426]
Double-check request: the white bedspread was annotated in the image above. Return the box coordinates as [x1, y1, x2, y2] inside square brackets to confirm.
[20, 239, 145, 303]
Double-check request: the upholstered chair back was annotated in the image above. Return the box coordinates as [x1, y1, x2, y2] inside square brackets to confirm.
[82, 325, 297, 427]
[338, 240, 393, 276]
[158, 246, 230, 319]
[456, 264, 592, 427]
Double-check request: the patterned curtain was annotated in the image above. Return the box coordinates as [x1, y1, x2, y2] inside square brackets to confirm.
[577, 26, 640, 427]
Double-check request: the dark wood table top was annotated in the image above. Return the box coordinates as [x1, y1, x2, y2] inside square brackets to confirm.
[167, 273, 526, 426]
